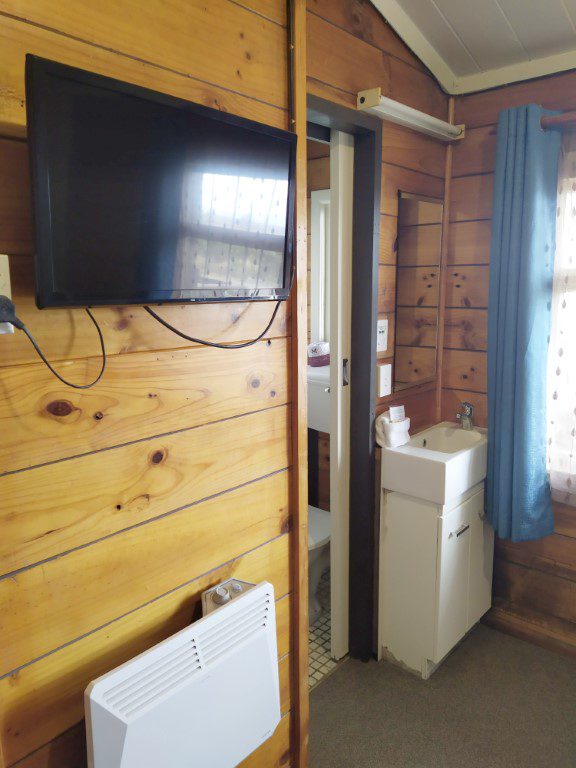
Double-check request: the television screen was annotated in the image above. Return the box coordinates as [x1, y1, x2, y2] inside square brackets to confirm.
[25, 56, 296, 308]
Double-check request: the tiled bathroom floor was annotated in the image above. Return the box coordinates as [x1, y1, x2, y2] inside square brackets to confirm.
[308, 569, 340, 689]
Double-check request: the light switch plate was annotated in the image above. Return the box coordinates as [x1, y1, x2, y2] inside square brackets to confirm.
[0, 254, 13, 335]
[376, 318, 388, 353]
[377, 363, 392, 398]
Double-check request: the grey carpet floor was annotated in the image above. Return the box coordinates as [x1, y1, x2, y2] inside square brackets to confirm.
[310, 624, 576, 768]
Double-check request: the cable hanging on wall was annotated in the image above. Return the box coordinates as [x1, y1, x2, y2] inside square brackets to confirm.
[143, 299, 282, 349]
[0, 295, 106, 389]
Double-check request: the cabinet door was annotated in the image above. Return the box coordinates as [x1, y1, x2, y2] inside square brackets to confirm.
[468, 490, 494, 627]
[434, 502, 470, 662]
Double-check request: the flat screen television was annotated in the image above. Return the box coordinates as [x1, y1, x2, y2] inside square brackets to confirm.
[25, 56, 297, 308]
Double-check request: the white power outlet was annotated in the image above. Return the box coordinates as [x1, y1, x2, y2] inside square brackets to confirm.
[377, 363, 392, 398]
[0, 254, 14, 335]
[376, 318, 388, 353]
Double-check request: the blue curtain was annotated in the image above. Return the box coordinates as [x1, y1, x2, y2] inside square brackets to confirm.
[487, 104, 561, 542]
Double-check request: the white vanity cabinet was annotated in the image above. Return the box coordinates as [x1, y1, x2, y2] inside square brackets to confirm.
[378, 482, 494, 679]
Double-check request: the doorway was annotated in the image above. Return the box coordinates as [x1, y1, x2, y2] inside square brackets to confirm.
[306, 129, 355, 687]
[306, 95, 382, 668]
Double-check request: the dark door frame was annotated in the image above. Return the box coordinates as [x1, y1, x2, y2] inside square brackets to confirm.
[306, 94, 382, 661]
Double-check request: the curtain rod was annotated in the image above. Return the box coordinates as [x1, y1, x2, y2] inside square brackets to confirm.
[541, 111, 576, 131]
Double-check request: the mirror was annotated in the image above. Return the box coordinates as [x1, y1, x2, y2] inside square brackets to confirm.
[393, 193, 443, 392]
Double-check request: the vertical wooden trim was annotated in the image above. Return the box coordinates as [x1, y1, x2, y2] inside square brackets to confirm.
[290, 1, 309, 765]
[435, 96, 455, 421]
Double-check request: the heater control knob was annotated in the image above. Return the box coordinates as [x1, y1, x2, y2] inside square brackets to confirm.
[212, 586, 231, 605]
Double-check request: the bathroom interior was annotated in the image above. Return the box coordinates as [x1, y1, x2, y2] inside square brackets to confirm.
[1, 1, 576, 767]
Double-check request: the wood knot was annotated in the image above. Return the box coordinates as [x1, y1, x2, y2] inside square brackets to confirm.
[46, 400, 75, 417]
[250, 377, 260, 389]
[93, 411, 104, 421]
[150, 449, 166, 465]
[270, 390, 276, 398]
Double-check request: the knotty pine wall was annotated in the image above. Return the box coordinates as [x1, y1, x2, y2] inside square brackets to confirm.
[0, 2, 298, 766]
[307, 0, 449, 432]
[441, 71, 576, 656]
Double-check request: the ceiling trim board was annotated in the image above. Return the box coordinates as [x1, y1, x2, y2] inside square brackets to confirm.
[369, 0, 458, 93]
[370, 0, 576, 95]
[451, 51, 576, 94]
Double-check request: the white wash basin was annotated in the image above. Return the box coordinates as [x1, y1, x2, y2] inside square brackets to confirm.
[381, 422, 487, 505]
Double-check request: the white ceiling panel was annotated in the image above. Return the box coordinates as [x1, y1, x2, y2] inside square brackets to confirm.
[371, 0, 576, 93]
[497, 0, 576, 58]
[561, 0, 576, 31]
[400, 0, 480, 74]
[432, 0, 527, 72]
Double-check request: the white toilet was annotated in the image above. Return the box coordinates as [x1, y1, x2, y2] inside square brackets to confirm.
[308, 505, 331, 623]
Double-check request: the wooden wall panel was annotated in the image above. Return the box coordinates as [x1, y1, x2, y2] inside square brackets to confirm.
[447, 221, 492, 264]
[0, 405, 290, 576]
[308, 155, 330, 191]
[379, 215, 398, 265]
[444, 265, 489, 308]
[2, 255, 288, 368]
[0, 471, 290, 676]
[397, 224, 442, 266]
[451, 125, 497, 177]
[0, 137, 32, 253]
[0, 15, 287, 139]
[307, 0, 448, 431]
[0, 0, 287, 107]
[307, 0, 426, 72]
[0, 1, 299, 765]
[381, 123, 446, 178]
[395, 307, 438, 347]
[0, 339, 290, 474]
[450, 174, 494, 222]
[307, 13, 446, 119]
[442, 68, 576, 657]
[1, 537, 292, 764]
[381, 166, 444, 217]
[443, 308, 488, 351]
[395, 346, 436, 384]
[442, 349, 487, 393]
[455, 70, 576, 128]
[396, 266, 440, 308]
[378, 265, 397, 314]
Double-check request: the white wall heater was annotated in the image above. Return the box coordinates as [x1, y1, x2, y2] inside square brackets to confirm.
[85, 581, 280, 768]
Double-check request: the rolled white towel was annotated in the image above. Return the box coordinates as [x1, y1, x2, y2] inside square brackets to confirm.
[375, 410, 411, 448]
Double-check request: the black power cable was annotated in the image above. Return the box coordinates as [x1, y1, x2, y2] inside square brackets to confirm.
[144, 300, 282, 349]
[0, 296, 106, 389]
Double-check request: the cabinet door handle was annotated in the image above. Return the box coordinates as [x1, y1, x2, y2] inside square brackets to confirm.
[455, 524, 470, 538]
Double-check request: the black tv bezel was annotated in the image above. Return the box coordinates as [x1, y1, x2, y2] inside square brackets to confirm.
[25, 55, 297, 309]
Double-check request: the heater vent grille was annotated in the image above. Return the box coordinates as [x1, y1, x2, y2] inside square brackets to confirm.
[197, 591, 272, 666]
[86, 582, 280, 767]
[103, 641, 202, 719]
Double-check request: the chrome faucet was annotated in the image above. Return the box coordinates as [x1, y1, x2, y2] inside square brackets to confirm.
[456, 402, 474, 430]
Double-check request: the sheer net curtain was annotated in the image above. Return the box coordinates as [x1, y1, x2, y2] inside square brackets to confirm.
[547, 133, 576, 506]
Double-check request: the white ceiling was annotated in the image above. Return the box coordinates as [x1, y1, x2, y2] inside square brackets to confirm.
[371, 0, 576, 93]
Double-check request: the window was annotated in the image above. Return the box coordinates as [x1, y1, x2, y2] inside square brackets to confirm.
[310, 188, 330, 343]
[547, 135, 576, 506]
